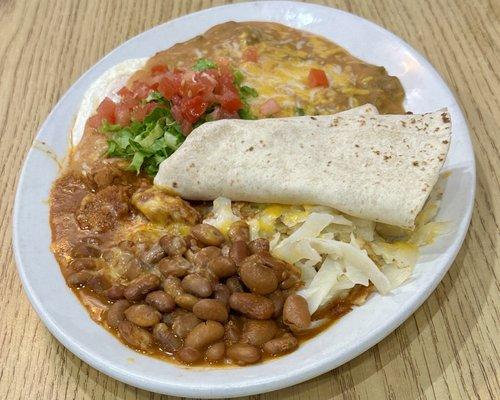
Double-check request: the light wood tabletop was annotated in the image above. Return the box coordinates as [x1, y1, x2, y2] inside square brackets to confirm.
[0, 0, 498, 399]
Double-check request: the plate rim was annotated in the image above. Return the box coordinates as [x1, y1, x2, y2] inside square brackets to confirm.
[12, 1, 476, 397]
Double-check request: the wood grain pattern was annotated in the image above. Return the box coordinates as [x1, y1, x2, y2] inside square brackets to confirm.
[0, 0, 498, 399]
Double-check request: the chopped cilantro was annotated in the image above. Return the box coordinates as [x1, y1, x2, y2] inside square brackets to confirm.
[232, 70, 258, 120]
[295, 107, 305, 116]
[193, 58, 217, 71]
[240, 85, 258, 98]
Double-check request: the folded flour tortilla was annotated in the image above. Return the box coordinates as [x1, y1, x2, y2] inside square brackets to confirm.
[154, 107, 451, 228]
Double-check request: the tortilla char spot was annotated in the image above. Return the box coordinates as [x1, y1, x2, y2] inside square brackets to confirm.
[441, 112, 451, 123]
[327, 161, 332, 166]
[442, 140, 449, 144]
[383, 155, 390, 160]
[247, 146, 254, 152]
[355, 144, 360, 148]
[406, 111, 414, 115]
[172, 182, 178, 188]
[373, 150, 380, 155]
[413, 161, 419, 166]
[401, 121, 407, 127]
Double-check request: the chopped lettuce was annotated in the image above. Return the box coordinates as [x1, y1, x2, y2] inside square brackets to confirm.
[102, 106, 184, 176]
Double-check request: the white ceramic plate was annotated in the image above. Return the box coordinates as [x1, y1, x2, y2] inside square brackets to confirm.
[13, 1, 475, 398]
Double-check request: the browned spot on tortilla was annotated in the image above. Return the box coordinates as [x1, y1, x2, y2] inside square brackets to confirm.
[406, 111, 414, 115]
[373, 150, 380, 155]
[441, 112, 450, 123]
[310, 116, 317, 120]
[442, 140, 449, 144]
[355, 144, 359, 148]
[172, 182, 178, 188]
[383, 155, 390, 160]
[247, 146, 254, 152]
[413, 161, 419, 166]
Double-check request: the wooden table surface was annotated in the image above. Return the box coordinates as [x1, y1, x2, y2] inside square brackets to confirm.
[0, 0, 498, 399]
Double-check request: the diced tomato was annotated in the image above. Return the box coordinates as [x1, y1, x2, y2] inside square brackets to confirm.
[95, 97, 116, 125]
[117, 86, 140, 108]
[131, 102, 159, 122]
[217, 89, 243, 113]
[180, 95, 209, 124]
[130, 80, 152, 100]
[308, 68, 329, 88]
[151, 64, 168, 75]
[259, 98, 281, 116]
[87, 115, 103, 129]
[243, 47, 259, 62]
[115, 103, 131, 126]
[158, 72, 182, 100]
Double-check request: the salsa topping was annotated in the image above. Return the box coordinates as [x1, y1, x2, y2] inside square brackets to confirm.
[89, 59, 259, 175]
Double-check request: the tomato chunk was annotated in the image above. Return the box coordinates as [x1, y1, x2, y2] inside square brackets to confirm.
[259, 98, 281, 116]
[180, 96, 209, 124]
[243, 47, 259, 62]
[308, 68, 329, 88]
[93, 97, 116, 126]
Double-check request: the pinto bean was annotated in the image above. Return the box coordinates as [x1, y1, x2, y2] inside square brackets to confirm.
[213, 284, 231, 307]
[140, 244, 165, 265]
[162, 276, 183, 299]
[159, 235, 187, 256]
[71, 242, 101, 258]
[124, 258, 143, 280]
[190, 224, 225, 246]
[224, 320, 241, 343]
[153, 323, 182, 353]
[280, 274, 301, 290]
[162, 308, 187, 327]
[87, 273, 112, 291]
[226, 277, 244, 293]
[229, 293, 274, 320]
[145, 291, 176, 313]
[263, 333, 298, 355]
[208, 256, 237, 278]
[105, 284, 125, 300]
[283, 294, 311, 329]
[124, 273, 161, 300]
[257, 252, 288, 280]
[184, 321, 225, 350]
[193, 299, 228, 322]
[177, 347, 201, 363]
[118, 320, 153, 351]
[268, 290, 285, 318]
[68, 258, 96, 273]
[158, 256, 192, 278]
[205, 341, 226, 362]
[107, 299, 130, 328]
[172, 312, 200, 338]
[181, 274, 213, 298]
[227, 221, 250, 242]
[248, 238, 270, 254]
[239, 259, 278, 295]
[229, 241, 249, 266]
[227, 343, 261, 365]
[124, 304, 161, 327]
[175, 293, 199, 311]
[242, 319, 278, 346]
[191, 246, 221, 268]
[66, 270, 93, 286]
